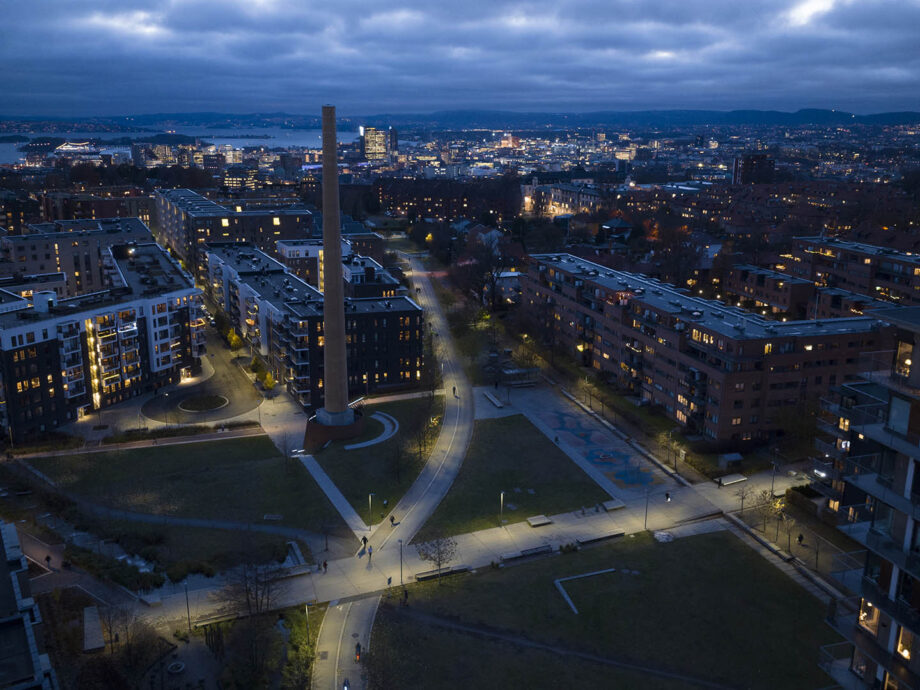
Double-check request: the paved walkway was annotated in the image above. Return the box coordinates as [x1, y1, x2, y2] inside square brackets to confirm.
[311, 252, 475, 690]
[344, 412, 398, 450]
[312, 596, 379, 690]
[297, 454, 369, 536]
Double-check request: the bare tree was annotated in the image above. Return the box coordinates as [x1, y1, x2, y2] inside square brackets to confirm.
[416, 535, 458, 583]
[735, 485, 754, 516]
[755, 489, 777, 533]
[781, 513, 797, 553]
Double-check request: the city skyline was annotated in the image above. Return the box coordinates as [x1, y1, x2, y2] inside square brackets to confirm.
[2, 0, 919, 116]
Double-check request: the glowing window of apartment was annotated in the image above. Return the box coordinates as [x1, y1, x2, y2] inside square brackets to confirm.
[898, 627, 914, 660]
[764, 343, 773, 355]
[273, 217, 281, 226]
[221, 218, 230, 227]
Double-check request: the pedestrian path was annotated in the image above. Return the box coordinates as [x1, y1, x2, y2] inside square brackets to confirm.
[297, 454, 369, 537]
[344, 412, 399, 450]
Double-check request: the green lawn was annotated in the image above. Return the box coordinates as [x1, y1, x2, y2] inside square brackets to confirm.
[415, 414, 610, 541]
[314, 396, 444, 523]
[29, 436, 350, 537]
[378, 531, 838, 689]
[368, 606, 690, 690]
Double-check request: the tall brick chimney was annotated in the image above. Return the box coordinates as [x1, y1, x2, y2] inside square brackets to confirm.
[315, 105, 353, 426]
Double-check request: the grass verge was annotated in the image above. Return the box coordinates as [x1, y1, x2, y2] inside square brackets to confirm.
[415, 414, 610, 541]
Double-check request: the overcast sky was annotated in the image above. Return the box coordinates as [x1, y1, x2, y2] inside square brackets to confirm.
[2, 0, 919, 117]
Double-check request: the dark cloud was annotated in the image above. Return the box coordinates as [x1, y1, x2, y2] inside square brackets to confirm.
[1, 0, 918, 116]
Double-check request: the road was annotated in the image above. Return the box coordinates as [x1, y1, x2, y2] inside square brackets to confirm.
[141, 329, 262, 424]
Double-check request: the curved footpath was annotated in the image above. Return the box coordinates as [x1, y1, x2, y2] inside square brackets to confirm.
[311, 254, 476, 689]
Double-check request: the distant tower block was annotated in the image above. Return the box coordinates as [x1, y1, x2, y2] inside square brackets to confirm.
[315, 105, 354, 427]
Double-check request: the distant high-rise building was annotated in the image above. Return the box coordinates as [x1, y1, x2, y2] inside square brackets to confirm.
[360, 126, 388, 161]
[732, 154, 775, 184]
[388, 126, 398, 155]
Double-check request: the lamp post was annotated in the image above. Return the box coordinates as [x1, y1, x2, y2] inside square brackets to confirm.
[305, 602, 310, 635]
[771, 447, 779, 497]
[668, 429, 676, 473]
[164, 392, 170, 429]
[500, 490, 505, 526]
[644, 488, 650, 530]
[398, 539, 403, 586]
[368, 493, 375, 528]
[184, 579, 191, 634]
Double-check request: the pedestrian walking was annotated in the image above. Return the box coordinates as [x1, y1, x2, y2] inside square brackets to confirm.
[389, 515, 395, 527]
[367, 545, 373, 563]
[362, 535, 368, 549]
[665, 492, 671, 502]
[797, 533, 804, 546]
[323, 560, 328, 573]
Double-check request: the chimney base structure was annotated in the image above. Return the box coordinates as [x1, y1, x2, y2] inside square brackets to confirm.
[304, 104, 359, 449]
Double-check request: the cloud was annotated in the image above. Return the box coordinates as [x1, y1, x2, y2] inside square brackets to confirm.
[0, 0, 918, 116]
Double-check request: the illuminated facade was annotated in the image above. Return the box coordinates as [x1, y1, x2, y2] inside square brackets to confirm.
[0, 243, 204, 442]
[205, 243, 423, 410]
[816, 308, 920, 688]
[521, 253, 892, 443]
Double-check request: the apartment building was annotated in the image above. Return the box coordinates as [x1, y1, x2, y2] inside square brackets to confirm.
[782, 237, 920, 306]
[815, 307, 920, 688]
[725, 264, 887, 320]
[205, 243, 423, 410]
[0, 218, 152, 297]
[153, 189, 313, 278]
[520, 254, 891, 443]
[0, 243, 205, 442]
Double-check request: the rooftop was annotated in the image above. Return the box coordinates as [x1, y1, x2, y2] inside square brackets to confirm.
[207, 243, 419, 319]
[732, 264, 811, 286]
[18, 217, 152, 240]
[797, 236, 920, 265]
[532, 253, 884, 340]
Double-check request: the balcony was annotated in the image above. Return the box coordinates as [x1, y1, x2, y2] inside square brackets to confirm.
[859, 351, 920, 401]
[118, 322, 138, 336]
[818, 642, 871, 690]
[817, 417, 849, 439]
[829, 550, 865, 594]
[844, 456, 920, 521]
[859, 576, 920, 638]
[815, 436, 847, 460]
[826, 596, 920, 689]
[855, 422, 920, 461]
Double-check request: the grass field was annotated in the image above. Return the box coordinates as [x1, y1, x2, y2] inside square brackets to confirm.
[372, 530, 839, 689]
[414, 414, 610, 541]
[29, 435, 350, 537]
[314, 396, 444, 524]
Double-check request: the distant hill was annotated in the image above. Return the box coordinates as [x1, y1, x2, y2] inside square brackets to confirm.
[3, 108, 920, 132]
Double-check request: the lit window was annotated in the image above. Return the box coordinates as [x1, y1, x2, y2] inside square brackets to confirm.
[221, 218, 229, 227]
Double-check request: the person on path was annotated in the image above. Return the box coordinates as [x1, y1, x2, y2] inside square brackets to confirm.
[389, 515, 395, 527]
[361, 535, 368, 550]
[797, 533, 804, 546]
[323, 560, 328, 573]
[367, 545, 373, 563]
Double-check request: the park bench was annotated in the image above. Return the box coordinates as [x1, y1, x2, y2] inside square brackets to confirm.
[527, 515, 553, 527]
[521, 544, 553, 557]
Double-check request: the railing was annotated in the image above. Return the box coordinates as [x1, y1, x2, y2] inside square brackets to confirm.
[818, 642, 866, 690]
[815, 436, 845, 459]
[817, 417, 847, 438]
[859, 350, 920, 401]
[859, 576, 920, 637]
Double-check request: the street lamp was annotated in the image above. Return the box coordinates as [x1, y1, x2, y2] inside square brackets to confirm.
[644, 487, 650, 530]
[500, 490, 505, 526]
[164, 392, 170, 429]
[770, 447, 779, 497]
[398, 538, 403, 585]
[184, 579, 191, 634]
[305, 601, 310, 635]
[368, 493, 375, 528]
